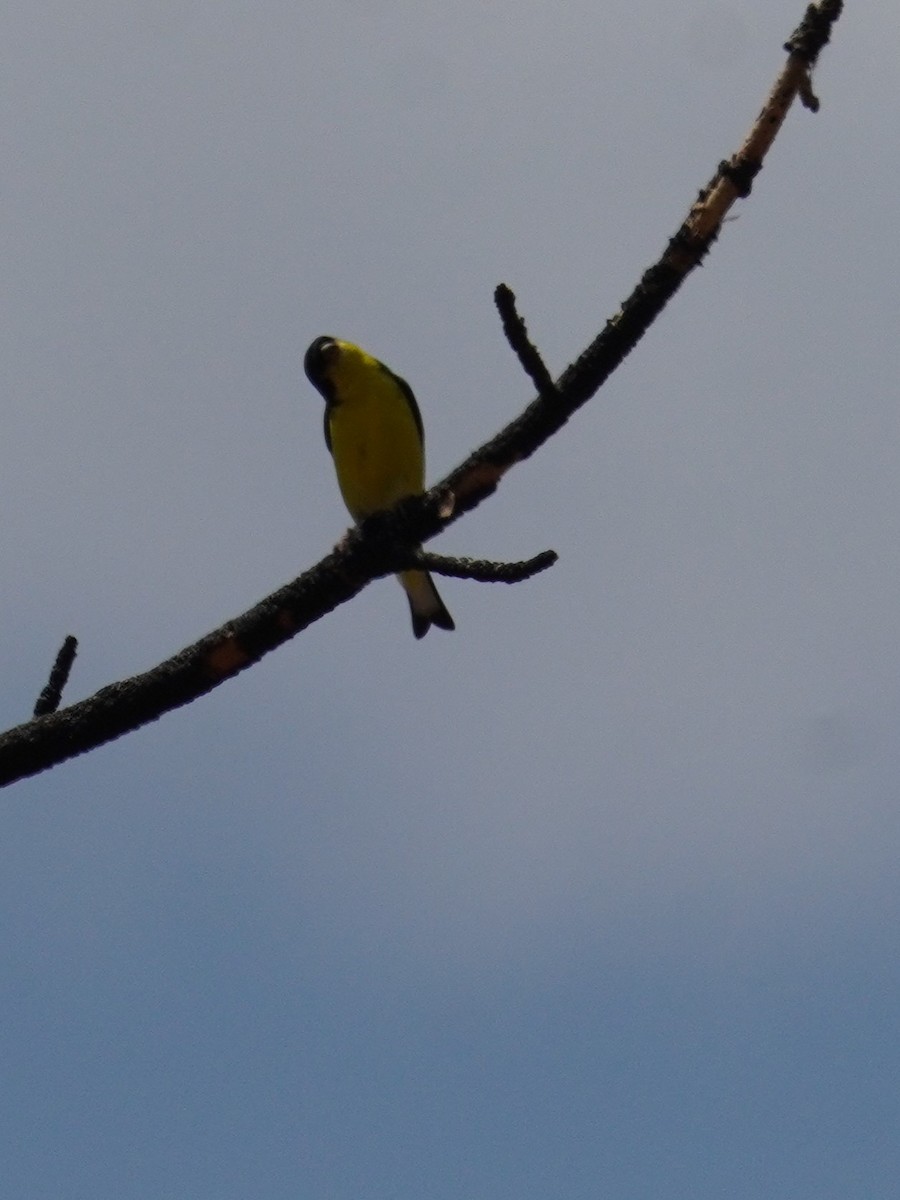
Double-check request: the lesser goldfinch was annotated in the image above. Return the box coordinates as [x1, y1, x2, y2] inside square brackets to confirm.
[304, 336, 455, 639]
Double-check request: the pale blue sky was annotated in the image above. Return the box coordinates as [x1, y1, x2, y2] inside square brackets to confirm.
[2, 3, 899, 1197]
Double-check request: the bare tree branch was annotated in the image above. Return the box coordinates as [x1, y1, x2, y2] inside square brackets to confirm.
[0, 0, 843, 789]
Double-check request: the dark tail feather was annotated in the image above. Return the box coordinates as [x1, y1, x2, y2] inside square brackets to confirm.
[402, 569, 455, 639]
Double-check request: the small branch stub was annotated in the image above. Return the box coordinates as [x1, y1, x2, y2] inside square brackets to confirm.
[494, 284, 558, 401]
[34, 636, 78, 718]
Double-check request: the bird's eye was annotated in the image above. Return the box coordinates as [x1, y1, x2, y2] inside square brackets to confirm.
[304, 336, 339, 386]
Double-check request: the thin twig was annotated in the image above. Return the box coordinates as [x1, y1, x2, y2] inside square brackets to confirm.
[33, 636, 78, 718]
[414, 549, 558, 584]
[494, 284, 558, 399]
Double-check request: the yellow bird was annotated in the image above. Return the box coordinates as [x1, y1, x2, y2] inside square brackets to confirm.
[304, 336, 455, 639]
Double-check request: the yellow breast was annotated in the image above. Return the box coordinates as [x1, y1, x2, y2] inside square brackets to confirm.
[326, 352, 425, 521]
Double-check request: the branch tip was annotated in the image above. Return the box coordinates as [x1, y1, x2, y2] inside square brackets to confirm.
[784, 0, 843, 64]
